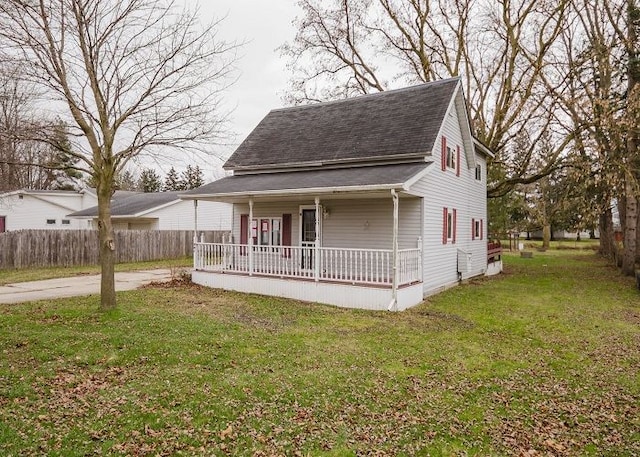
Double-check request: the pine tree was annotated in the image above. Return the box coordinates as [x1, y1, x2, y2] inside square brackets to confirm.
[139, 168, 162, 192]
[116, 170, 138, 191]
[181, 164, 205, 190]
[48, 120, 82, 190]
[164, 166, 183, 191]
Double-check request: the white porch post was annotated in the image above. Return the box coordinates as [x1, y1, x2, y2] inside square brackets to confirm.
[193, 200, 199, 269]
[389, 189, 399, 311]
[314, 196, 320, 282]
[248, 198, 254, 276]
[417, 236, 423, 281]
[193, 200, 199, 240]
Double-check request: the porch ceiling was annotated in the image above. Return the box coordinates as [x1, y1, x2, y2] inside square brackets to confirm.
[181, 162, 429, 203]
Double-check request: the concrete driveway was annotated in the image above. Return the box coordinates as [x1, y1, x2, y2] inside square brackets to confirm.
[0, 269, 173, 304]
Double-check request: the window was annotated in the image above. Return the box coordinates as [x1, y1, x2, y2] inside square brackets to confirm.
[446, 146, 456, 170]
[252, 217, 282, 249]
[475, 164, 482, 181]
[472, 218, 484, 240]
[61, 219, 71, 225]
[441, 136, 460, 176]
[442, 207, 457, 244]
[46, 219, 56, 225]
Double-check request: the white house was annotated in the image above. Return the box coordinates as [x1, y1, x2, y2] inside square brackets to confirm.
[0, 188, 98, 231]
[68, 191, 232, 231]
[181, 78, 500, 311]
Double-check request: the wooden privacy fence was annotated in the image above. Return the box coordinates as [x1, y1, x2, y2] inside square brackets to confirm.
[0, 230, 229, 269]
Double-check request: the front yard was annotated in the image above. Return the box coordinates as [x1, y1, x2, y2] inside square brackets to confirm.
[1, 250, 638, 455]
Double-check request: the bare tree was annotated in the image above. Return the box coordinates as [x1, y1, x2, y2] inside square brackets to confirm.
[552, 0, 639, 273]
[281, 0, 574, 197]
[554, 0, 627, 262]
[0, 0, 237, 310]
[615, 0, 640, 275]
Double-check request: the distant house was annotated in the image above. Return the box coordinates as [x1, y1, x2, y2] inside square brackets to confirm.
[181, 78, 498, 311]
[526, 229, 599, 241]
[68, 191, 231, 231]
[0, 188, 98, 231]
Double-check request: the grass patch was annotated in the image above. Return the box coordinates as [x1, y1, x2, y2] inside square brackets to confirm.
[1, 251, 639, 455]
[0, 257, 192, 285]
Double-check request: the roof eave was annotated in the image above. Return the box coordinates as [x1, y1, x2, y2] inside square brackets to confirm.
[224, 152, 429, 173]
[473, 137, 495, 158]
[134, 199, 181, 217]
[181, 183, 407, 201]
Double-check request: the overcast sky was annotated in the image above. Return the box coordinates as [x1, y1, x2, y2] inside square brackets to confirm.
[201, 1, 299, 164]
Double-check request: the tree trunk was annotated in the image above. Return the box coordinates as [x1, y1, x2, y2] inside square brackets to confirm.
[623, 0, 640, 276]
[599, 208, 615, 258]
[97, 184, 116, 310]
[622, 182, 637, 275]
[636, 209, 640, 266]
[542, 224, 551, 250]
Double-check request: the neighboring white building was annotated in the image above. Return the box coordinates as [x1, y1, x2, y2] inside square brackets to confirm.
[68, 191, 232, 232]
[0, 188, 98, 231]
[182, 78, 499, 311]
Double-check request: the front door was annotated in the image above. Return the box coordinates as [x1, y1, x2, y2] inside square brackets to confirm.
[301, 209, 317, 269]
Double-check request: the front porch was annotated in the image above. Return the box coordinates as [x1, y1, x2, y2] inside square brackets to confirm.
[192, 242, 424, 311]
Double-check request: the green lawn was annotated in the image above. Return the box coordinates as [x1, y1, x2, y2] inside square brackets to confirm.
[0, 257, 192, 286]
[1, 251, 638, 455]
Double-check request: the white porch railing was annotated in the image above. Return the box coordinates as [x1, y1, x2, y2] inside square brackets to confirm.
[194, 242, 422, 287]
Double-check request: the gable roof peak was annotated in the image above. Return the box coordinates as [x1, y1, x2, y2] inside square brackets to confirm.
[225, 77, 462, 171]
[270, 77, 461, 114]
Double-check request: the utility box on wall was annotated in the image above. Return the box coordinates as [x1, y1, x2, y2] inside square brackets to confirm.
[457, 249, 472, 274]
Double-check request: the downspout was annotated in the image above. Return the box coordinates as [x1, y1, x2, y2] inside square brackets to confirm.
[314, 196, 320, 282]
[388, 189, 399, 311]
[248, 198, 254, 276]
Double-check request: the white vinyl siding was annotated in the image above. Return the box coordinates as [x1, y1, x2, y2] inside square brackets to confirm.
[0, 194, 85, 230]
[151, 200, 232, 231]
[322, 198, 421, 250]
[409, 89, 488, 295]
[232, 197, 422, 250]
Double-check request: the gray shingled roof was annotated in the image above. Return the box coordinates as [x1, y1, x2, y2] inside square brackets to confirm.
[182, 163, 429, 198]
[69, 191, 181, 218]
[224, 78, 459, 170]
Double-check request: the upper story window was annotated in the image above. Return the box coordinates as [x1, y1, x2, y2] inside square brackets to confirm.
[475, 164, 482, 181]
[441, 136, 460, 176]
[61, 219, 71, 225]
[46, 219, 56, 225]
[446, 146, 456, 170]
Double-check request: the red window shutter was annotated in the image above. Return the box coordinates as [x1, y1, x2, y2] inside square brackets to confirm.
[441, 136, 447, 171]
[480, 219, 484, 240]
[472, 218, 476, 240]
[240, 214, 248, 255]
[456, 145, 461, 177]
[442, 207, 448, 244]
[282, 213, 292, 258]
[452, 209, 457, 244]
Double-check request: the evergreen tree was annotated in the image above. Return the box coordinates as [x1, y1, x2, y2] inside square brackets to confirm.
[48, 120, 82, 190]
[181, 164, 204, 190]
[139, 168, 162, 192]
[116, 170, 138, 191]
[164, 166, 183, 191]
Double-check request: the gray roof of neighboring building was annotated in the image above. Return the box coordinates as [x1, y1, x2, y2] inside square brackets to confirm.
[182, 163, 429, 198]
[69, 191, 181, 217]
[224, 78, 460, 170]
